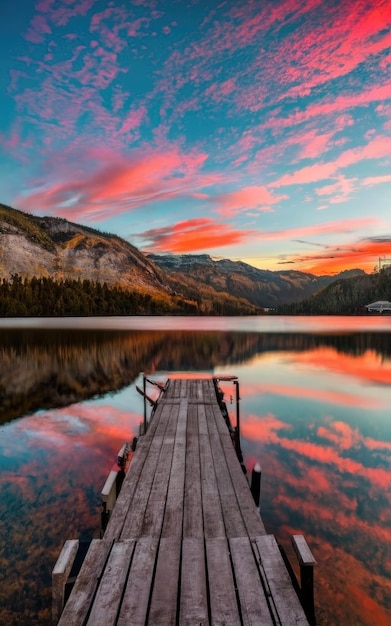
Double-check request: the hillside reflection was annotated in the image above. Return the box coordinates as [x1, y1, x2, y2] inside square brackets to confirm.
[1, 328, 391, 424]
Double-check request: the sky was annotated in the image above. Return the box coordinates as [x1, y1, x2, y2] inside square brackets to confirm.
[0, 0, 390, 275]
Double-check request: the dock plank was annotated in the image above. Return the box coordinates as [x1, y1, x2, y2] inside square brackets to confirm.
[86, 540, 135, 626]
[180, 538, 209, 625]
[148, 538, 181, 625]
[117, 537, 159, 626]
[120, 404, 178, 539]
[254, 534, 309, 625]
[161, 399, 187, 539]
[206, 403, 247, 538]
[183, 403, 203, 539]
[104, 401, 168, 541]
[58, 539, 112, 625]
[229, 537, 274, 626]
[206, 537, 241, 625]
[198, 404, 226, 539]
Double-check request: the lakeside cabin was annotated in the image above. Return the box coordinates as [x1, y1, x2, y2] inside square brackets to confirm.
[52, 375, 316, 625]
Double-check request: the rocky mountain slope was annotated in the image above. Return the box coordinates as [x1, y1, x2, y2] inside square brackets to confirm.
[148, 253, 366, 308]
[0, 203, 167, 295]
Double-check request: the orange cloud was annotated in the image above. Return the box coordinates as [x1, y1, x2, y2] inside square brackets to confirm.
[294, 347, 391, 385]
[284, 235, 391, 275]
[138, 217, 254, 253]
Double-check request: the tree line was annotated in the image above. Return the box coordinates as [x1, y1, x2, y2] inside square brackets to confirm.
[0, 275, 178, 316]
[0, 275, 257, 316]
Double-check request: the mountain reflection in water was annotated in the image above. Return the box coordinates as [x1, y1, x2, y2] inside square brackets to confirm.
[0, 318, 390, 625]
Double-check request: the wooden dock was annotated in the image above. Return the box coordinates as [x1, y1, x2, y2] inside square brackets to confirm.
[53, 377, 313, 625]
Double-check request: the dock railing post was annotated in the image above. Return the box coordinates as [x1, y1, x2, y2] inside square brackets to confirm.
[291, 534, 316, 625]
[143, 373, 147, 433]
[52, 539, 79, 624]
[250, 462, 262, 506]
[233, 379, 240, 448]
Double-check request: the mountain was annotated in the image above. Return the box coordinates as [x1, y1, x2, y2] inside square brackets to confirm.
[147, 253, 366, 308]
[0, 204, 369, 314]
[0, 203, 167, 295]
[0, 204, 258, 314]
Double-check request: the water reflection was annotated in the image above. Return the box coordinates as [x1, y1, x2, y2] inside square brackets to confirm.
[1, 327, 391, 423]
[0, 320, 390, 625]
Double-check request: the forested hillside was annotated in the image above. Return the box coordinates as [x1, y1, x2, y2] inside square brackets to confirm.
[0, 275, 258, 316]
[277, 268, 391, 314]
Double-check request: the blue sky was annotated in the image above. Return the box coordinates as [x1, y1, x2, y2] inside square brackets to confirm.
[1, 0, 391, 274]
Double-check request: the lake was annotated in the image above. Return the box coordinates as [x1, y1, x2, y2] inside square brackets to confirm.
[0, 316, 390, 625]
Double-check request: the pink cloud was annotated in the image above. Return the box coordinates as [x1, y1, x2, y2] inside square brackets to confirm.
[362, 175, 391, 186]
[215, 185, 287, 217]
[16, 146, 212, 220]
[315, 176, 358, 204]
[274, 162, 340, 186]
[273, 134, 391, 187]
[258, 216, 378, 242]
[259, 83, 391, 134]
[118, 106, 147, 135]
[24, 15, 52, 43]
[205, 78, 236, 102]
[48, 0, 97, 27]
[295, 130, 334, 161]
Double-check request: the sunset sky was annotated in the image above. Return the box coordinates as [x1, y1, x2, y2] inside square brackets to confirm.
[1, 0, 390, 274]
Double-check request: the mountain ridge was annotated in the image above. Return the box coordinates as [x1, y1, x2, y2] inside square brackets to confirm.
[0, 203, 368, 312]
[147, 252, 366, 308]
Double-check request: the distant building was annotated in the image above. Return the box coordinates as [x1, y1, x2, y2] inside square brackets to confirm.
[365, 300, 391, 313]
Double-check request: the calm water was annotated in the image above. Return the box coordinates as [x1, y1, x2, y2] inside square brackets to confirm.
[0, 316, 390, 625]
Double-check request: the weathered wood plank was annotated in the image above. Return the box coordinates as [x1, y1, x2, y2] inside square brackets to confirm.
[180, 538, 209, 625]
[205, 537, 241, 625]
[180, 379, 188, 398]
[229, 537, 274, 626]
[205, 403, 247, 538]
[104, 401, 167, 540]
[212, 405, 266, 536]
[58, 539, 112, 625]
[117, 536, 159, 626]
[86, 540, 135, 626]
[198, 404, 226, 539]
[254, 535, 309, 626]
[161, 399, 187, 539]
[120, 404, 178, 539]
[148, 537, 181, 625]
[138, 440, 175, 538]
[183, 404, 203, 539]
